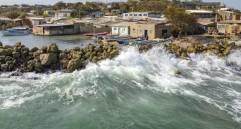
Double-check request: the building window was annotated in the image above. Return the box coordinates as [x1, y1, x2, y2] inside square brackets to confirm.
[139, 14, 142, 16]
[114, 27, 117, 30]
[130, 14, 133, 16]
[143, 14, 148, 16]
[125, 14, 128, 16]
[236, 15, 240, 20]
[134, 14, 137, 16]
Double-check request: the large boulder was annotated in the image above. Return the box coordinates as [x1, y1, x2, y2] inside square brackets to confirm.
[0, 60, 15, 71]
[15, 42, 22, 48]
[27, 59, 43, 72]
[47, 44, 59, 53]
[41, 46, 47, 53]
[1, 64, 8, 71]
[67, 58, 83, 72]
[39, 53, 58, 66]
[12, 51, 21, 58]
[0, 48, 13, 56]
[0, 56, 5, 63]
[31, 47, 39, 52]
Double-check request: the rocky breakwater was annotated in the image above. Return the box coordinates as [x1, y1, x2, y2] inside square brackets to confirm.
[0, 42, 119, 73]
[166, 37, 240, 58]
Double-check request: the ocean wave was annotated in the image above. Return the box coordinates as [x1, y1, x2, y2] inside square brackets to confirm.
[1, 46, 241, 123]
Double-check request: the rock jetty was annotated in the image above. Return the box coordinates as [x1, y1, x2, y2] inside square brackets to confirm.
[166, 37, 240, 58]
[0, 42, 119, 73]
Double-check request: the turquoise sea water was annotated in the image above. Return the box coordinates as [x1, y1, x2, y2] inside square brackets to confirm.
[0, 32, 93, 49]
[0, 46, 241, 129]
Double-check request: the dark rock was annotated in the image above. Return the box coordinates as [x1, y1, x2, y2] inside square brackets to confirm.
[39, 53, 58, 66]
[47, 44, 59, 53]
[31, 47, 39, 52]
[0, 43, 120, 73]
[67, 58, 83, 72]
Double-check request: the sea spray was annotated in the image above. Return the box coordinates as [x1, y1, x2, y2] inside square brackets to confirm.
[0, 46, 241, 129]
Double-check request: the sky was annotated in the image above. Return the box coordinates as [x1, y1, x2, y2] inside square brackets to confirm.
[0, 0, 240, 10]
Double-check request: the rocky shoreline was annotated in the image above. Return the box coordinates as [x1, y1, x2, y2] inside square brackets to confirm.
[165, 37, 241, 58]
[0, 37, 240, 74]
[0, 42, 119, 73]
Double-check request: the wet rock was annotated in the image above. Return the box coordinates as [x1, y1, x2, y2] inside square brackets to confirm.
[0, 48, 13, 56]
[10, 71, 23, 76]
[47, 44, 59, 53]
[0, 43, 120, 73]
[0, 55, 5, 63]
[31, 47, 39, 52]
[12, 51, 21, 58]
[1, 64, 8, 71]
[41, 46, 47, 53]
[139, 44, 153, 52]
[15, 42, 22, 47]
[39, 53, 58, 66]
[166, 37, 239, 58]
[67, 58, 84, 72]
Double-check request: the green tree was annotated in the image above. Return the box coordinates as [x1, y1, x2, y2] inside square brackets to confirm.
[164, 6, 197, 37]
[4, 11, 21, 19]
[127, 0, 168, 12]
[53, 1, 66, 10]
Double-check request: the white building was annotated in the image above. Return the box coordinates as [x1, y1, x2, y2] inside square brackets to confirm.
[91, 11, 104, 18]
[111, 22, 131, 36]
[186, 10, 215, 18]
[28, 17, 46, 26]
[55, 9, 73, 20]
[122, 12, 161, 20]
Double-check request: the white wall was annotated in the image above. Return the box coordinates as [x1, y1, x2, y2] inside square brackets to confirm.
[112, 26, 129, 36]
[122, 12, 149, 20]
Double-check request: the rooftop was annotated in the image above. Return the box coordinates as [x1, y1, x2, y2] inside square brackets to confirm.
[36, 23, 74, 27]
[58, 9, 73, 13]
[111, 22, 134, 27]
[186, 10, 214, 14]
[218, 20, 241, 24]
[29, 17, 45, 20]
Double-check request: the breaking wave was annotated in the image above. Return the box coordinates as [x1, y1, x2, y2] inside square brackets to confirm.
[1, 46, 241, 124]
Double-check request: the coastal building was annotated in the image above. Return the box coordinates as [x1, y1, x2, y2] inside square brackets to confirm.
[122, 12, 161, 20]
[216, 8, 241, 35]
[28, 17, 46, 26]
[173, 0, 223, 10]
[111, 9, 127, 16]
[186, 9, 216, 32]
[0, 17, 13, 24]
[129, 21, 171, 40]
[91, 11, 105, 18]
[43, 10, 55, 17]
[186, 10, 215, 18]
[33, 23, 80, 36]
[54, 9, 73, 20]
[111, 22, 131, 36]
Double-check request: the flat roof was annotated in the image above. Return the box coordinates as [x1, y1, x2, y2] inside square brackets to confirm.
[123, 12, 149, 14]
[36, 23, 74, 27]
[186, 10, 214, 14]
[58, 9, 73, 12]
[111, 22, 133, 27]
[29, 17, 45, 20]
[218, 21, 241, 24]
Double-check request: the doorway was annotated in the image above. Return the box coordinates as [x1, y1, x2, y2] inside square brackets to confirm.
[144, 30, 148, 40]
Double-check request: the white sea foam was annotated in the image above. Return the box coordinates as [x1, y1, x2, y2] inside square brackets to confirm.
[1, 46, 241, 122]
